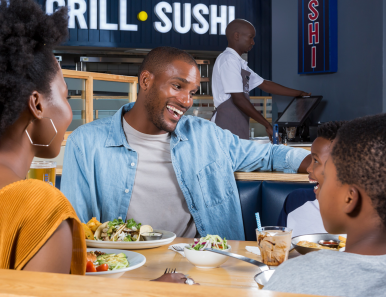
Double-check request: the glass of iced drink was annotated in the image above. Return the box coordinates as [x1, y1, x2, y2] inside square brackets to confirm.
[27, 161, 57, 187]
[256, 226, 292, 266]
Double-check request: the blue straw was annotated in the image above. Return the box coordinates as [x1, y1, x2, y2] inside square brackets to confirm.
[255, 212, 262, 232]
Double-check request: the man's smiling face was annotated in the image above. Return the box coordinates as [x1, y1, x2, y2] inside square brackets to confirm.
[144, 60, 200, 133]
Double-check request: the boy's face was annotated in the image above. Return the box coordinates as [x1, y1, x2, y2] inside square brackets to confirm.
[307, 137, 332, 198]
[318, 156, 348, 234]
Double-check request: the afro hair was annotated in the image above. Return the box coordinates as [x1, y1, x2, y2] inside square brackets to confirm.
[0, 0, 68, 137]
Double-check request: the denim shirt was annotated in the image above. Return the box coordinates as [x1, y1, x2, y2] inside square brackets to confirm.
[61, 103, 309, 240]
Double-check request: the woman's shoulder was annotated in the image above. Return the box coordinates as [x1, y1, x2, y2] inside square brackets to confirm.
[0, 179, 67, 204]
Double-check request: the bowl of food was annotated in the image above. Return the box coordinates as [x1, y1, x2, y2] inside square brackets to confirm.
[292, 233, 346, 255]
[184, 235, 231, 269]
[86, 248, 146, 278]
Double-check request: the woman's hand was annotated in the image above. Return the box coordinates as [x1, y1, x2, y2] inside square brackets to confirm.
[152, 273, 199, 285]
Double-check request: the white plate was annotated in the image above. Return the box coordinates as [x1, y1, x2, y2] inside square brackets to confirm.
[86, 229, 176, 250]
[86, 248, 146, 278]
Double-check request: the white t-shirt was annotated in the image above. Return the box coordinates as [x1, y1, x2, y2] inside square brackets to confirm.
[211, 47, 265, 122]
[123, 119, 196, 238]
[287, 199, 326, 238]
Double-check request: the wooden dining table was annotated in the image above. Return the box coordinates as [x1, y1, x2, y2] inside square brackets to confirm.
[0, 237, 324, 297]
[121, 237, 301, 288]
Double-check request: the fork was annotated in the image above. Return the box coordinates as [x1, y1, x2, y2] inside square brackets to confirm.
[164, 268, 177, 274]
[172, 245, 184, 252]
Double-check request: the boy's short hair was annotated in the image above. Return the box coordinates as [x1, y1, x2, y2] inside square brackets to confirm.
[332, 114, 386, 226]
[317, 121, 347, 141]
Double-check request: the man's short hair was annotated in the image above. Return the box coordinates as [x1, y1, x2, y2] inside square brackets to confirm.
[226, 19, 255, 39]
[331, 114, 386, 226]
[138, 46, 198, 85]
[317, 121, 347, 141]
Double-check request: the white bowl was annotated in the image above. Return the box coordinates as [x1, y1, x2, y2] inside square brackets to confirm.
[86, 248, 146, 278]
[184, 245, 231, 268]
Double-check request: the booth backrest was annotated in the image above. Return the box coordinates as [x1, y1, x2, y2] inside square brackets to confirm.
[55, 175, 314, 241]
[236, 180, 314, 241]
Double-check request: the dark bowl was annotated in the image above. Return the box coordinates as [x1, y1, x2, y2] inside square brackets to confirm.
[292, 233, 342, 255]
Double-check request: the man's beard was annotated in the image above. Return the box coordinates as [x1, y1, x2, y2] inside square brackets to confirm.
[144, 86, 176, 133]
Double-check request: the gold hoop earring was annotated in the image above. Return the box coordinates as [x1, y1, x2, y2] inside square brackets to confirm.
[25, 117, 58, 147]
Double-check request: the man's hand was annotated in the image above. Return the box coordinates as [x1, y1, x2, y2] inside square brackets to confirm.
[265, 124, 273, 141]
[298, 154, 311, 173]
[152, 273, 199, 285]
[231, 93, 272, 136]
[298, 91, 311, 97]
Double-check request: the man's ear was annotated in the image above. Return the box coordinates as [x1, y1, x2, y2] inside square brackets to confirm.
[27, 91, 44, 121]
[344, 185, 361, 217]
[234, 31, 239, 41]
[139, 70, 155, 91]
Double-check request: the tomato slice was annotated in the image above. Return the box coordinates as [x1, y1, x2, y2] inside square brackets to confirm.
[86, 260, 97, 272]
[96, 264, 109, 272]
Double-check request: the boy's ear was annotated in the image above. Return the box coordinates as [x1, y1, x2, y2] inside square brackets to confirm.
[344, 185, 361, 216]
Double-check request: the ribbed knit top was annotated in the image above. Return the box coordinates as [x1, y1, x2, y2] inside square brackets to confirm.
[0, 179, 86, 274]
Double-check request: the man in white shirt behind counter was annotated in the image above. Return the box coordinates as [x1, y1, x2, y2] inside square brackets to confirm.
[211, 19, 310, 140]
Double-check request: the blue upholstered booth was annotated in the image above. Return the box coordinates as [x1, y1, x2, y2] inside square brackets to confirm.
[55, 175, 314, 241]
[236, 181, 314, 241]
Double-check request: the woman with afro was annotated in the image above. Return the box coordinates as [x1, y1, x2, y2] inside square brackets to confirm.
[0, 0, 86, 274]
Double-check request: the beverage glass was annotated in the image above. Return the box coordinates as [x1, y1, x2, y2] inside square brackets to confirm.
[27, 161, 57, 187]
[256, 226, 292, 266]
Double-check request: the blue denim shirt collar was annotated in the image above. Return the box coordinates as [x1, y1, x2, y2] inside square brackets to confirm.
[105, 103, 188, 150]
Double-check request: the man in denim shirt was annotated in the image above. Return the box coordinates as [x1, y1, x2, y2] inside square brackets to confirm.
[61, 47, 310, 240]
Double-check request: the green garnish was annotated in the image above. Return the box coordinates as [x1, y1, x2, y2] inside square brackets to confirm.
[126, 218, 141, 230]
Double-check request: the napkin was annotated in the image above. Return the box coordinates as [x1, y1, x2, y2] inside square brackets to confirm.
[168, 243, 189, 257]
[246, 246, 261, 255]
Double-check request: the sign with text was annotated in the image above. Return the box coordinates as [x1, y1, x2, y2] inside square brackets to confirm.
[45, 0, 234, 35]
[298, 0, 337, 74]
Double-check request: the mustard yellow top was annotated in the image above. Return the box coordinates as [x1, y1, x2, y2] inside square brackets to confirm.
[0, 179, 86, 274]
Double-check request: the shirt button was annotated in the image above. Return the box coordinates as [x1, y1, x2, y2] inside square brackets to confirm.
[131, 162, 135, 167]
[125, 189, 129, 193]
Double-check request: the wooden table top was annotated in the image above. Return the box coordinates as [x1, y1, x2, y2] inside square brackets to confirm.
[0, 269, 318, 297]
[0, 238, 320, 297]
[122, 237, 302, 288]
[122, 237, 262, 288]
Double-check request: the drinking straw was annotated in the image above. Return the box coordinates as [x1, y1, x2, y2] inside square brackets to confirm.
[255, 212, 262, 232]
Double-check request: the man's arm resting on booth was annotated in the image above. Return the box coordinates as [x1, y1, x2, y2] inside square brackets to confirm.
[231, 92, 273, 139]
[215, 126, 310, 173]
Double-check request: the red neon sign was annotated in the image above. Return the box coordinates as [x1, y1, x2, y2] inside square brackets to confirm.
[308, 0, 319, 21]
[308, 0, 319, 69]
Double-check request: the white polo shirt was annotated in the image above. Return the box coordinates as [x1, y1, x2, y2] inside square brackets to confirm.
[211, 47, 265, 122]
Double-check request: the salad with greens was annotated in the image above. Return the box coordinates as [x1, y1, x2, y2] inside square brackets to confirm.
[187, 235, 229, 251]
[96, 253, 129, 270]
[86, 251, 130, 272]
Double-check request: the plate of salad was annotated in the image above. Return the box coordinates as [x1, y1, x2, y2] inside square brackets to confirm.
[83, 218, 176, 250]
[86, 248, 146, 278]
